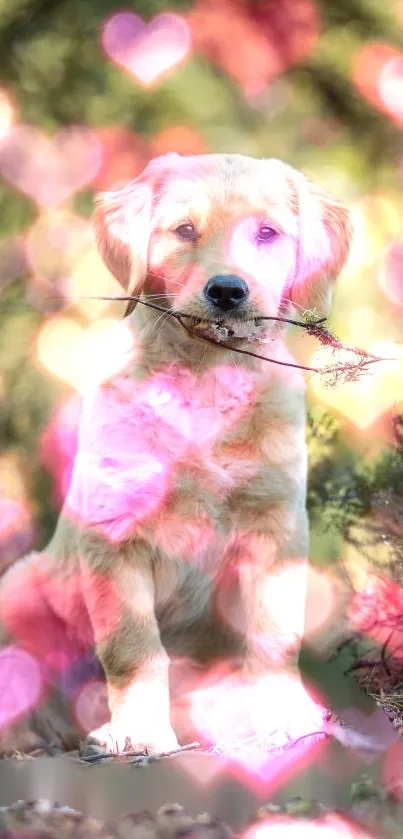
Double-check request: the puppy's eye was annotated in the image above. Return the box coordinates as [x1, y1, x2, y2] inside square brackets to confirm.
[257, 225, 278, 243]
[175, 223, 199, 241]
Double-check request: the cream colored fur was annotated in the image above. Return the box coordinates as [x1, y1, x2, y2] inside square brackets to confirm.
[0, 154, 352, 755]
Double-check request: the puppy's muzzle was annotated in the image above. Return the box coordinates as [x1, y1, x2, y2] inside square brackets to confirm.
[203, 274, 249, 312]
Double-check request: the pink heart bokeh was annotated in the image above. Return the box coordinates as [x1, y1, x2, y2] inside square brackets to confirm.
[0, 124, 103, 208]
[188, 0, 320, 98]
[102, 12, 191, 87]
[0, 646, 42, 732]
[25, 210, 90, 280]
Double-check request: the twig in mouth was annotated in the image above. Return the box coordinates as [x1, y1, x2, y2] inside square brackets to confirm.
[79, 294, 392, 385]
[5, 291, 391, 384]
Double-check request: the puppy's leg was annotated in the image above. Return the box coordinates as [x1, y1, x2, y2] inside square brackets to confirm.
[215, 526, 329, 750]
[224, 525, 308, 673]
[82, 552, 179, 754]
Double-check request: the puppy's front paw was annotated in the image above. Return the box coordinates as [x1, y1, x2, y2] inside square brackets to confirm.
[191, 670, 327, 758]
[89, 719, 180, 756]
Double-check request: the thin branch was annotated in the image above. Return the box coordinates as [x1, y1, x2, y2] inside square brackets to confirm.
[79, 294, 393, 386]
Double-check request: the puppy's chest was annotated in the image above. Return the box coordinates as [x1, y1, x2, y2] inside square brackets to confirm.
[159, 365, 272, 491]
[71, 364, 303, 545]
[151, 369, 302, 523]
[179, 438, 261, 498]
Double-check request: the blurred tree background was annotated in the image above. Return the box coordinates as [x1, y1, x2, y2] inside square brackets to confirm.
[1, 0, 403, 733]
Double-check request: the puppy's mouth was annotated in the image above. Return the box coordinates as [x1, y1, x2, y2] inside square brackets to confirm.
[184, 316, 268, 344]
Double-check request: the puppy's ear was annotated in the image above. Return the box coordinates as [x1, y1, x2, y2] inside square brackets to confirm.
[287, 170, 353, 319]
[93, 154, 180, 317]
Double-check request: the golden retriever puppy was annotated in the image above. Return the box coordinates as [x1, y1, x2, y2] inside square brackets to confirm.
[0, 153, 352, 756]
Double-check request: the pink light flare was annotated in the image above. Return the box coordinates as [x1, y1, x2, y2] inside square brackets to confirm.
[190, 666, 328, 784]
[35, 564, 126, 648]
[379, 56, 403, 124]
[379, 241, 403, 309]
[243, 814, 373, 837]
[66, 434, 172, 543]
[0, 124, 103, 209]
[0, 646, 42, 733]
[66, 362, 257, 541]
[35, 316, 136, 392]
[0, 552, 131, 669]
[215, 548, 313, 666]
[0, 559, 89, 661]
[102, 13, 191, 87]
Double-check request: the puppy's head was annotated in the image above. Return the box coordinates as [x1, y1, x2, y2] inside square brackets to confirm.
[94, 153, 352, 343]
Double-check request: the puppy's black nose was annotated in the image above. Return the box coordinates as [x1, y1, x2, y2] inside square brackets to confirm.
[203, 275, 249, 311]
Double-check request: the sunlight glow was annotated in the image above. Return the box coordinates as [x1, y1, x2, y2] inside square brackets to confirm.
[0, 125, 102, 208]
[36, 316, 135, 391]
[244, 816, 371, 837]
[190, 668, 327, 776]
[0, 90, 15, 144]
[379, 56, 403, 124]
[309, 342, 403, 429]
